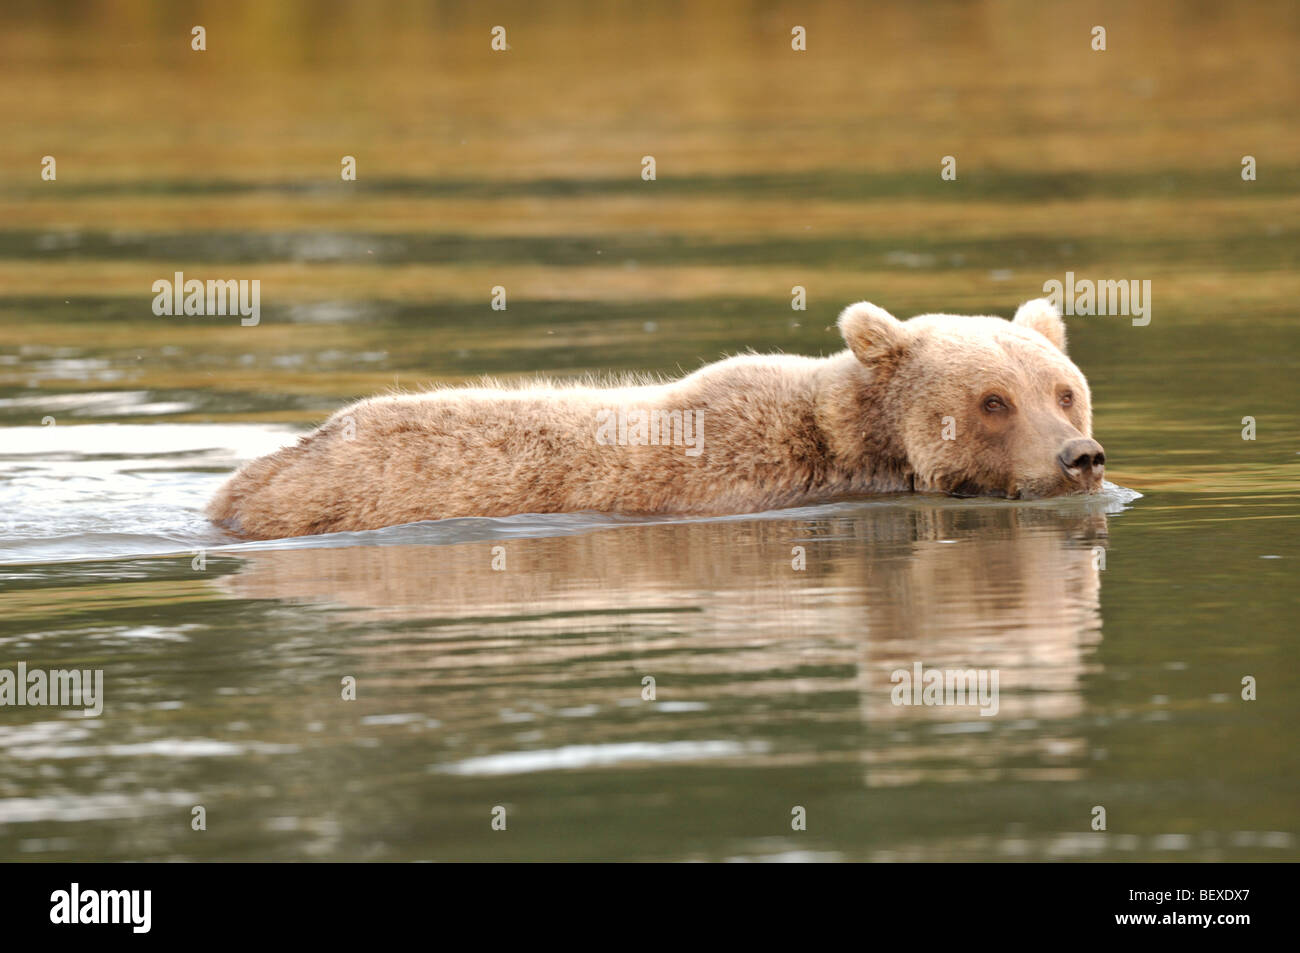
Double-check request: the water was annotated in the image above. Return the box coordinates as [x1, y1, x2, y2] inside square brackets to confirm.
[1, 1, 1297, 861]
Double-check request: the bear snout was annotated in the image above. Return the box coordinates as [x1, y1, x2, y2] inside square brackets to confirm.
[1057, 437, 1106, 488]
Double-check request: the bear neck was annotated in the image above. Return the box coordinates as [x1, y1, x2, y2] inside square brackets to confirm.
[813, 351, 912, 491]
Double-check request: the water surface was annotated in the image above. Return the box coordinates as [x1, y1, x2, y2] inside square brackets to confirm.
[0, 0, 1297, 861]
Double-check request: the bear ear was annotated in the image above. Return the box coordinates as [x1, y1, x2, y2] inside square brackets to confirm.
[838, 301, 908, 365]
[1013, 298, 1067, 353]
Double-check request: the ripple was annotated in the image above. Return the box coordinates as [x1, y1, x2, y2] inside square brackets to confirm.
[6, 739, 299, 760]
[436, 740, 771, 776]
[0, 791, 199, 824]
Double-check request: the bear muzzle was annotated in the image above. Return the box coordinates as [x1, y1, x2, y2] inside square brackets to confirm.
[1056, 437, 1106, 490]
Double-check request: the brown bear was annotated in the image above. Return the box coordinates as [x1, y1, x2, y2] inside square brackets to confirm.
[207, 298, 1105, 540]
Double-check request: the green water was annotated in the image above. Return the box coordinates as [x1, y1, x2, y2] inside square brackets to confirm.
[0, 0, 1297, 861]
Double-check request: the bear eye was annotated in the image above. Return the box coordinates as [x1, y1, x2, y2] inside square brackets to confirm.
[982, 395, 1007, 413]
[1060, 391, 1073, 408]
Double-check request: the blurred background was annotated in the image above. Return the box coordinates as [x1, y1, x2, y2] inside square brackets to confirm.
[0, 0, 1296, 861]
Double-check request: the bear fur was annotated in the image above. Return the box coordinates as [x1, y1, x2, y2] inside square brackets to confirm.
[207, 298, 1104, 540]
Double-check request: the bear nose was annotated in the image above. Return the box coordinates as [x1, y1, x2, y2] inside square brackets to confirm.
[1058, 437, 1106, 474]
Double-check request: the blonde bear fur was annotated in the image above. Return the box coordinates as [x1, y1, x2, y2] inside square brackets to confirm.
[208, 298, 1104, 540]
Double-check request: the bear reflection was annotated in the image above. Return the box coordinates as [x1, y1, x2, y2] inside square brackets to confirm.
[215, 499, 1109, 783]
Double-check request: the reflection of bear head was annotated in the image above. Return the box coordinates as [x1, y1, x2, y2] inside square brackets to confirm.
[837, 299, 1104, 500]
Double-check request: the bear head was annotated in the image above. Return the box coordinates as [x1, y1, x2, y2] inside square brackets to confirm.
[838, 298, 1105, 499]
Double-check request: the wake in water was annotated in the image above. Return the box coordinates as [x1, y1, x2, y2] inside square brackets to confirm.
[0, 423, 1143, 565]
